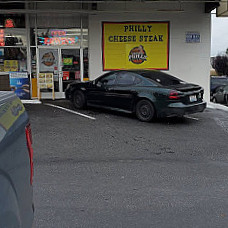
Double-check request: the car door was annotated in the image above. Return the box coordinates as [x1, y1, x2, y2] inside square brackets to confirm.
[86, 73, 117, 106]
[215, 86, 225, 103]
[108, 72, 140, 111]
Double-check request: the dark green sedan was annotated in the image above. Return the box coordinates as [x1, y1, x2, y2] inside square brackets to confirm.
[65, 70, 206, 122]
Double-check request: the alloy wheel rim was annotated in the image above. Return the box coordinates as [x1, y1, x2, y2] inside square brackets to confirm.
[75, 95, 81, 105]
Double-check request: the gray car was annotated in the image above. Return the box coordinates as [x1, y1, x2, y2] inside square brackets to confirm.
[212, 85, 228, 105]
[0, 92, 34, 228]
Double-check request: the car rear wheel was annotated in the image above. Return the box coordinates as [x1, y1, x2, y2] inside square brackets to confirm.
[224, 94, 228, 105]
[136, 100, 155, 122]
[73, 90, 86, 109]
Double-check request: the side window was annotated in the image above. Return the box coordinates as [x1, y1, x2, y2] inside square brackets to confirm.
[217, 86, 224, 92]
[134, 76, 142, 85]
[116, 72, 141, 86]
[215, 87, 221, 93]
[98, 74, 116, 86]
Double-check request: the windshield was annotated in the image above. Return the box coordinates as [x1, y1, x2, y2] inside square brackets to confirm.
[139, 71, 184, 86]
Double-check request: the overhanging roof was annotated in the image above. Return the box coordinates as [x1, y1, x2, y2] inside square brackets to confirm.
[0, 0, 222, 14]
[217, 0, 228, 16]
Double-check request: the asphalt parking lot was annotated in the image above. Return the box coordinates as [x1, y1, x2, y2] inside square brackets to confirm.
[25, 101, 228, 228]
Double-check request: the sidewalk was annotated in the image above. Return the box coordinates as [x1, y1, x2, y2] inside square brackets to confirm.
[207, 102, 228, 112]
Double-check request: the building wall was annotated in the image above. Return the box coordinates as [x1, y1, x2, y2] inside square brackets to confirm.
[89, 3, 211, 101]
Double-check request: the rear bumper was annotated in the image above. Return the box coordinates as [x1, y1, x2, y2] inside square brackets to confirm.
[158, 101, 207, 118]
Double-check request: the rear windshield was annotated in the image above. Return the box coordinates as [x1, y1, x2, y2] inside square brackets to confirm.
[211, 77, 228, 85]
[139, 71, 183, 86]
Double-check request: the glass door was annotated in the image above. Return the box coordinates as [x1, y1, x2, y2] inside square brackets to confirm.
[38, 48, 62, 97]
[60, 48, 80, 92]
[38, 47, 82, 98]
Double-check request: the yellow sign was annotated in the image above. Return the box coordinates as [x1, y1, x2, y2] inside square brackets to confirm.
[102, 22, 169, 70]
[38, 73, 55, 100]
[4, 60, 18, 72]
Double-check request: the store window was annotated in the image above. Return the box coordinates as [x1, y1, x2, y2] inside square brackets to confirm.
[0, 14, 25, 28]
[0, 14, 29, 99]
[1, 28, 27, 46]
[0, 14, 27, 74]
[0, 46, 27, 73]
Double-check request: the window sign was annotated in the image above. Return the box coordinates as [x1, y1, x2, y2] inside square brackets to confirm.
[39, 49, 58, 72]
[63, 57, 73, 66]
[186, 32, 200, 43]
[4, 60, 18, 72]
[63, 71, 70, 80]
[38, 29, 79, 46]
[50, 30, 66, 37]
[0, 30, 4, 46]
[38, 73, 55, 100]
[39, 37, 78, 46]
[5, 19, 15, 28]
[102, 22, 170, 71]
[9, 72, 30, 99]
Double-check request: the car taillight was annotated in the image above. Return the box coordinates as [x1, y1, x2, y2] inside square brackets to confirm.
[25, 123, 34, 185]
[169, 91, 180, 100]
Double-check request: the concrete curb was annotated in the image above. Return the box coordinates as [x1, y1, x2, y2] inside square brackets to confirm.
[207, 102, 228, 112]
[21, 99, 41, 104]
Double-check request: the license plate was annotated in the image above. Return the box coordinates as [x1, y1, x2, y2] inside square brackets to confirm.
[189, 95, 197, 102]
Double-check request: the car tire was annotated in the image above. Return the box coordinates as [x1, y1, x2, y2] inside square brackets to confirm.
[212, 97, 217, 103]
[136, 100, 155, 122]
[73, 90, 86, 109]
[225, 94, 228, 105]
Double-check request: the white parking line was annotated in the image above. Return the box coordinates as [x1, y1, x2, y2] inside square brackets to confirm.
[184, 115, 199, 121]
[44, 103, 96, 120]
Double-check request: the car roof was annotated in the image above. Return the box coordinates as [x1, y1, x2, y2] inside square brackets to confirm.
[211, 76, 228, 79]
[113, 69, 165, 74]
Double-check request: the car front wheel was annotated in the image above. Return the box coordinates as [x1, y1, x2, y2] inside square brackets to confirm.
[136, 100, 155, 122]
[73, 90, 86, 109]
[212, 97, 217, 103]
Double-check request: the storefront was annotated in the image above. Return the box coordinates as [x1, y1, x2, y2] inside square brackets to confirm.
[34, 23, 89, 99]
[0, 14, 29, 98]
[88, 2, 216, 102]
[0, 1, 221, 101]
[0, 9, 88, 99]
